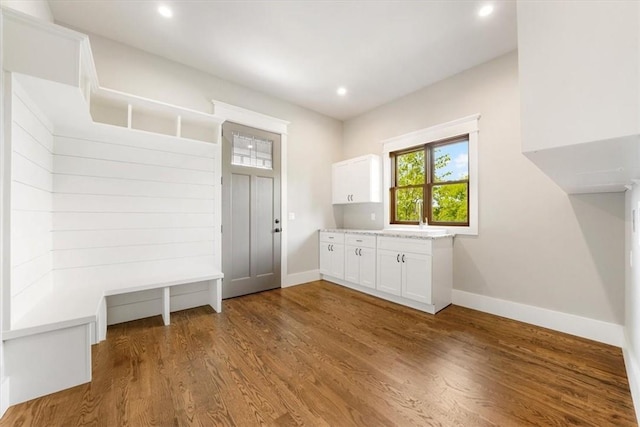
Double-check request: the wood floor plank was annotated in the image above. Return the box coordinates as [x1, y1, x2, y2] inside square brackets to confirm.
[0, 281, 635, 426]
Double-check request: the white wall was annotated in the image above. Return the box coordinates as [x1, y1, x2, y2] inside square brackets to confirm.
[84, 34, 343, 278]
[341, 51, 625, 325]
[51, 128, 217, 287]
[49, 126, 219, 323]
[0, 0, 52, 22]
[10, 81, 53, 325]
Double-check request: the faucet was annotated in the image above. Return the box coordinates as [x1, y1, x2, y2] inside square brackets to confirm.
[416, 199, 424, 229]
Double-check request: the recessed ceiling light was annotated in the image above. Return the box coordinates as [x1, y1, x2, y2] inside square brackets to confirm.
[158, 5, 173, 18]
[337, 87, 347, 96]
[478, 4, 494, 17]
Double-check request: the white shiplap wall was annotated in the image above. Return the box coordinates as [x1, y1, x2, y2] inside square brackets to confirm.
[51, 130, 218, 295]
[10, 84, 54, 325]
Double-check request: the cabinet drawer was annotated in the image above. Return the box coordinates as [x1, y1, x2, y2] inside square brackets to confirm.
[320, 231, 344, 244]
[377, 236, 431, 255]
[345, 234, 376, 248]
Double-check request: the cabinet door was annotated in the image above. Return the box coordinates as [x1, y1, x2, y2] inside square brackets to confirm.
[332, 162, 350, 204]
[330, 243, 345, 279]
[402, 252, 432, 304]
[359, 247, 376, 289]
[319, 243, 332, 275]
[376, 249, 402, 296]
[349, 156, 371, 203]
[344, 246, 360, 283]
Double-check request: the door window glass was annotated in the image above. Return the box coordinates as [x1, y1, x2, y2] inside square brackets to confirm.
[232, 132, 273, 169]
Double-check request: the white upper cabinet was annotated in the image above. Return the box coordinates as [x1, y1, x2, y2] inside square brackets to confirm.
[332, 154, 381, 204]
[517, 1, 640, 194]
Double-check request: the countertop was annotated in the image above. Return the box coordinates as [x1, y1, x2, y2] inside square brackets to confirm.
[319, 228, 454, 240]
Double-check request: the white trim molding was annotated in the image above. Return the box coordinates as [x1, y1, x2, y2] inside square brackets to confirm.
[381, 114, 480, 235]
[453, 289, 624, 347]
[212, 99, 290, 291]
[284, 270, 320, 288]
[212, 99, 289, 135]
[623, 345, 640, 424]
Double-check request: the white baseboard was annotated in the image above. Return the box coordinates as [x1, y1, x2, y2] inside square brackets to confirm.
[452, 290, 624, 347]
[283, 269, 320, 288]
[622, 343, 640, 424]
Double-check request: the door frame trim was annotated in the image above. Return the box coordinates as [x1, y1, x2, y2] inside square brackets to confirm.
[213, 100, 289, 290]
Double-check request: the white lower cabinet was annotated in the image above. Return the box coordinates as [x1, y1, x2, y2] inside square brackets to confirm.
[377, 237, 433, 303]
[401, 252, 432, 304]
[376, 249, 431, 303]
[319, 232, 344, 279]
[319, 231, 452, 314]
[376, 249, 403, 295]
[344, 234, 376, 289]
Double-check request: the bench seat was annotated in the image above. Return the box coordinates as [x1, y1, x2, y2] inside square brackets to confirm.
[2, 269, 223, 406]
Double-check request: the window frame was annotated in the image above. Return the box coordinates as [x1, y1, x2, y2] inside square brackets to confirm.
[390, 135, 470, 227]
[381, 114, 479, 236]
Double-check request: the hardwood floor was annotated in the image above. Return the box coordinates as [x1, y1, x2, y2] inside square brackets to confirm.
[1, 280, 635, 426]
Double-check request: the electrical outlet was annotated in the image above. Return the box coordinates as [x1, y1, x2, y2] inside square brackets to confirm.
[370, 213, 376, 221]
[288, 212, 295, 220]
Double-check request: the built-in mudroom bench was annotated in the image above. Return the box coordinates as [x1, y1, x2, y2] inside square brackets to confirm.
[319, 229, 453, 314]
[0, 9, 226, 409]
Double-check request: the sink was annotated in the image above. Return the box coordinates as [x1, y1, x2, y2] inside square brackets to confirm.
[381, 228, 448, 237]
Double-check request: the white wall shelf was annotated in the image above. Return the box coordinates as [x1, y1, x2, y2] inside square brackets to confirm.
[91, 88, 223, 144]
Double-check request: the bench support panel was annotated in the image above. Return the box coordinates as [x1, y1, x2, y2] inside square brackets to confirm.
[209, 278, 222, 313]
[5, 323, 92, 405]
[162, 287, 170, 326]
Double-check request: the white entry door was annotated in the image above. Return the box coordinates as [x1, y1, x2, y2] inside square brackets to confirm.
[221, 122, 281, 298]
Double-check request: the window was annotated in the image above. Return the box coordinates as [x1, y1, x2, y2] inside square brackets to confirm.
[391, 136, 469, 226]
[231, 132, 273, 169]
[381, 114, 478, 235]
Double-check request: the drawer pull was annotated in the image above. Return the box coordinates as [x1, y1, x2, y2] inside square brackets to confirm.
[356, 239, 363, 242]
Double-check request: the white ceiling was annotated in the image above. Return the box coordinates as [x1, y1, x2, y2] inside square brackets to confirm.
[48, 1, 517, 121]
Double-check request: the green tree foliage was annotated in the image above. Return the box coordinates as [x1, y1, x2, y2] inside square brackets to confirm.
[395, 149, 468, 223]
[432, 181, 468, 223]
[396, 150, 424, 187]
[395, 151, 424, 221]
